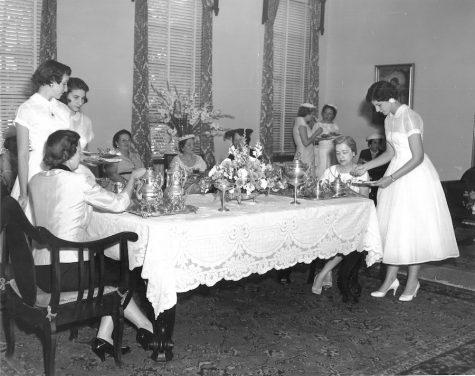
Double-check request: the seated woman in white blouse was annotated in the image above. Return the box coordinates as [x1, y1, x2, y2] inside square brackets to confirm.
[29, 130, 154, 361]
[169, 134, 207, 193]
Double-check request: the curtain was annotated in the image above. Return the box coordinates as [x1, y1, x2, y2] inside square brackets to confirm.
[200, 0, 215, 167]
[131, 0, 150, 164]
[306, 0, 322, 107]
[259, 0, 280, 160]
[39, 0, 57, 63]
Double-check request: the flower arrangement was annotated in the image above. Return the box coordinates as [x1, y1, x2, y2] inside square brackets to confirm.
[150, 82, 233, 142]
[208, 141, 285, 199]
[463, 190, 475, 214]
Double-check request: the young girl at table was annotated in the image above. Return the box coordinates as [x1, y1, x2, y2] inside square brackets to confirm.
[312, 136, 369, 294]
[351, 81, 458, 301]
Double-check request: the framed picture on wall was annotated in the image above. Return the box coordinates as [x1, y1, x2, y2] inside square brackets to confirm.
[375, 63, 415, 108]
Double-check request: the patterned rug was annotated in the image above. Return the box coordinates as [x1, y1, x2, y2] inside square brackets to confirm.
[1, 265, 475, 376]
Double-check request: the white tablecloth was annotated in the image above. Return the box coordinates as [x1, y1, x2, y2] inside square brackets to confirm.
[90, 194, 382, 317]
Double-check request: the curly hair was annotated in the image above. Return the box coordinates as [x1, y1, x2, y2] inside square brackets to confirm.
[178, 137, 194, 153]
[112, 129, 132, 148]
[297, 106, 315, 118]
[321, 104, 338, 117]
[365, 81, 399, 103]
[60, 77, 89, 105]
[43, 130, 80, 169]
[32, 60, 71, 91]
[333, 135, 357, 154]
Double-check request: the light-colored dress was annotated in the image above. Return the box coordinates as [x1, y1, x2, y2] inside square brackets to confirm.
[315, 121, 340, 178]
[293, 117, 317, 175]
[71, 111, 94, 149]
[29, 168, 130, 265]
[320, 165, 369, 195]
[169, 154, 207, 173]
[10, 93, 71, 219]
[377, 104, 458, 264]
[116, 150, 144, 180]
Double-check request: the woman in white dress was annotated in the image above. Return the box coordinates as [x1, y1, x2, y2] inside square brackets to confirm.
[312, 136, 369, 294]
[11, 60, 72, 218]
[292, 103, 322, 177]
[315, 104, 340, 178]
[352, 81, 459, 301]
[60, 77, 94, 149]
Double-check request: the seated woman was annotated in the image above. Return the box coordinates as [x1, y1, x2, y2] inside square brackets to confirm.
[29, 130, 154, 361]
[104, 129, 144, 185]
[224, 128, 255, 159]
[312, 136, 369, 295]
[169, 134, 207, 194]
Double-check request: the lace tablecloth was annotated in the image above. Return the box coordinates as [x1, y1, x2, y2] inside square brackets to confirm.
[89, 194, 382, 317]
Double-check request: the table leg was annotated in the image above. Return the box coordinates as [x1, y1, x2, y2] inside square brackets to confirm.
[151, 306, 176, 362]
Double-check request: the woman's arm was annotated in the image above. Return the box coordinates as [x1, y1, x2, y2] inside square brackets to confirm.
[374, 133, 423, 188]
[352, 143, 395, 177]
[16, 124, 30, 208]
[298, 125, 322, 147]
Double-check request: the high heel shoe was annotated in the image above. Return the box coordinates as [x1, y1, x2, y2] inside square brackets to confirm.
[399, 282, 420, 302]
[312, 273, 324, 295]
[91, 337, 130, 362]
[370, 278, 400, 298]
[136, 328, 154, 351]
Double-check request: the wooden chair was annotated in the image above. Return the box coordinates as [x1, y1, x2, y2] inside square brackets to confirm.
[0, 196, 138, 376]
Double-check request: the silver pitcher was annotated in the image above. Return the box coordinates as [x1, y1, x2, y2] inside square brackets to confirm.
[164, 165, 188, 211]
[135, 167, 163, 212]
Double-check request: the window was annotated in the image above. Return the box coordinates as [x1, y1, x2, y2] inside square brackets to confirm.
[272, 0, 311, 154]
[148, 0, 202, 120]
[0, 0, 42, 128]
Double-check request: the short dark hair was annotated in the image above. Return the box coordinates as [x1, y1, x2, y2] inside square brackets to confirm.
[297, 106, 314, 117]
[43, 130, 80, 169]
[32, 60, 72, 91]
[321, 104, 338, 117]
[366, 81, 399, 103]
[112, 129, 132, 148]
[224, 128, 253, 146]
[60, 77, 89, 105]
[178, 137, 194, 153]
[333, 135, 357, 154]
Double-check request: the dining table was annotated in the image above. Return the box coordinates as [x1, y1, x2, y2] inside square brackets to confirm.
[89, 192, 383, 361]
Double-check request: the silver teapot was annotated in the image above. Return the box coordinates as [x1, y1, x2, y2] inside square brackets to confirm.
[164, 165, 188, 211]
[135, 167, 163, 212]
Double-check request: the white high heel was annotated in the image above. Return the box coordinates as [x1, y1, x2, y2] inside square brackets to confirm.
[312, 273, 324, 295]
[370, 279, 400, 298]
[399, 282, 420, 302]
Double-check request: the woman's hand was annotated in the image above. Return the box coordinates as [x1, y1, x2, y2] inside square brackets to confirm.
[371, 176, 393, 188]
[130, 168, 146, 181]
[350, 164, 367, 177]
[18, 194, 28, 210]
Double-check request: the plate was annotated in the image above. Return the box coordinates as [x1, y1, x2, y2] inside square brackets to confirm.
[350, 181, 376, 187]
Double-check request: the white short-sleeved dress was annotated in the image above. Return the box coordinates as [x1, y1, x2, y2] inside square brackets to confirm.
[315, 122, 340, 178]
[377, 104, 459, 264]
[11, 93, 71, 219]
[70, 111, 94, 149]
[293, 117, 317, 175]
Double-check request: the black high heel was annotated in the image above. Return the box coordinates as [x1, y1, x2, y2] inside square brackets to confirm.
[91, 337, 131, 362]
[136, 328, 154, 351]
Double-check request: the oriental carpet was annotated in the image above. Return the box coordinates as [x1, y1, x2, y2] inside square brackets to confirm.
[1, 264, 475, 376]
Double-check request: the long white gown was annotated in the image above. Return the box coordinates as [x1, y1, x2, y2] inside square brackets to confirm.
[377, 104, 459, 264]
[315, 121, 340, 178]
[293, 117, 317, 176]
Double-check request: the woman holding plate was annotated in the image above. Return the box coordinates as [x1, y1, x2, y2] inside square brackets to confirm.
[315, 104, 340, 178]
[352, 81, 458, 301]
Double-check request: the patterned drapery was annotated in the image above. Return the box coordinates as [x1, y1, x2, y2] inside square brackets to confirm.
[39, 0, 57, 63]
[131, 0, 150, 164]
[306, 0, 322, 107]
[200, 0, 215, 167]
[259, 0, 280, 160]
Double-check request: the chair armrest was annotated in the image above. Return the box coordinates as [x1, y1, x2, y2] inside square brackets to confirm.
[441, 180, 467, 206]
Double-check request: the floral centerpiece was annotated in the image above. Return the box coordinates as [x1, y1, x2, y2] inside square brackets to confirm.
[463, 190, 475, 214]
[150, 82, 233, 145]
[208, 140, 285, 203]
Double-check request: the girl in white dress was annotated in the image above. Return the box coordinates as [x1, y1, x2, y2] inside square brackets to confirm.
[11, 60, 72, 219]
[315, 104, 340, 178]
[292, 103, 322, 177]
[312, 136, 369, 294]
[352, 81, 458, 301]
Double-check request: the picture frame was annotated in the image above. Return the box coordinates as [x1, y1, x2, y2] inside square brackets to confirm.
[375, 63, 415, 108]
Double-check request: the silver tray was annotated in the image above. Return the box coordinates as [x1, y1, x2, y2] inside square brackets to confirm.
[127, 203, 198, 218]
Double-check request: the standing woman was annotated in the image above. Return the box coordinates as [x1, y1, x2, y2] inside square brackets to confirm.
[315, 104, 340, 178]
[292, 103, 322, 177]
[11, 60, 72, 217]
[352, 81, 458, 301]
[60, 77, 94, 150]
